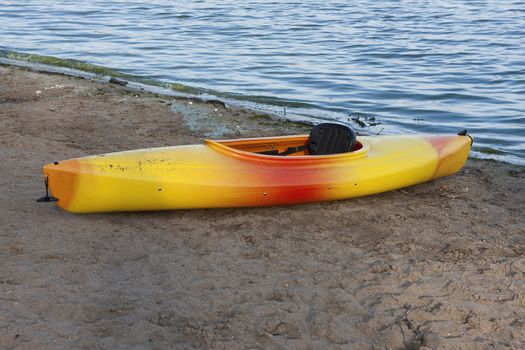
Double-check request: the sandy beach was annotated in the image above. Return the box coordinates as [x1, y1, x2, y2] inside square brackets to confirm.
[1, 64, 524, 349]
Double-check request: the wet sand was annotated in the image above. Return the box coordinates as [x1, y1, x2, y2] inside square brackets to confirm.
[1, 65, 524, 350]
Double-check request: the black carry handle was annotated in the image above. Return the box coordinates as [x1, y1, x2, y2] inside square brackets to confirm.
[36, 177, 58, 203]
[457, 129, 474, 146]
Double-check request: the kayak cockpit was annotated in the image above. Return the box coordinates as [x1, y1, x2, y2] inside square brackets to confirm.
[207, 122, 364, 158]
[209, 135, 363, 157]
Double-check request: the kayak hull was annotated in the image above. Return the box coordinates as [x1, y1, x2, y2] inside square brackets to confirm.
[42, 134, 471, 213]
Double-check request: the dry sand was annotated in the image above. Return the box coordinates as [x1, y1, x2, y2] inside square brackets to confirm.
[1, 65, 524, 350]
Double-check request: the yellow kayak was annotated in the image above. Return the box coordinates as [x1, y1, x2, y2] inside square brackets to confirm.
[40, 123, 472, 213]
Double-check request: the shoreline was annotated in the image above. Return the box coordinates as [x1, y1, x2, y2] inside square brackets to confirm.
[1, 65, 524, 349]
[0, 53, 325, 130]
[2, 53, 522, 167]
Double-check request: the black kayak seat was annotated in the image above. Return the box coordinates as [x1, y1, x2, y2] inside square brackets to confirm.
[307, 122, 356, 155]
[255, 122, 357, 156]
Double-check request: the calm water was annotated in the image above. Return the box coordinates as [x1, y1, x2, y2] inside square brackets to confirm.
[1, 0, 524, 164]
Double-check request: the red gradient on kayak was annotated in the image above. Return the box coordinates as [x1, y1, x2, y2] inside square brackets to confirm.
[262, 168, 331, 205]
[237, 162, 333, 207]
[424, 135, 471, 178]
[424, 135, 454, 156]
